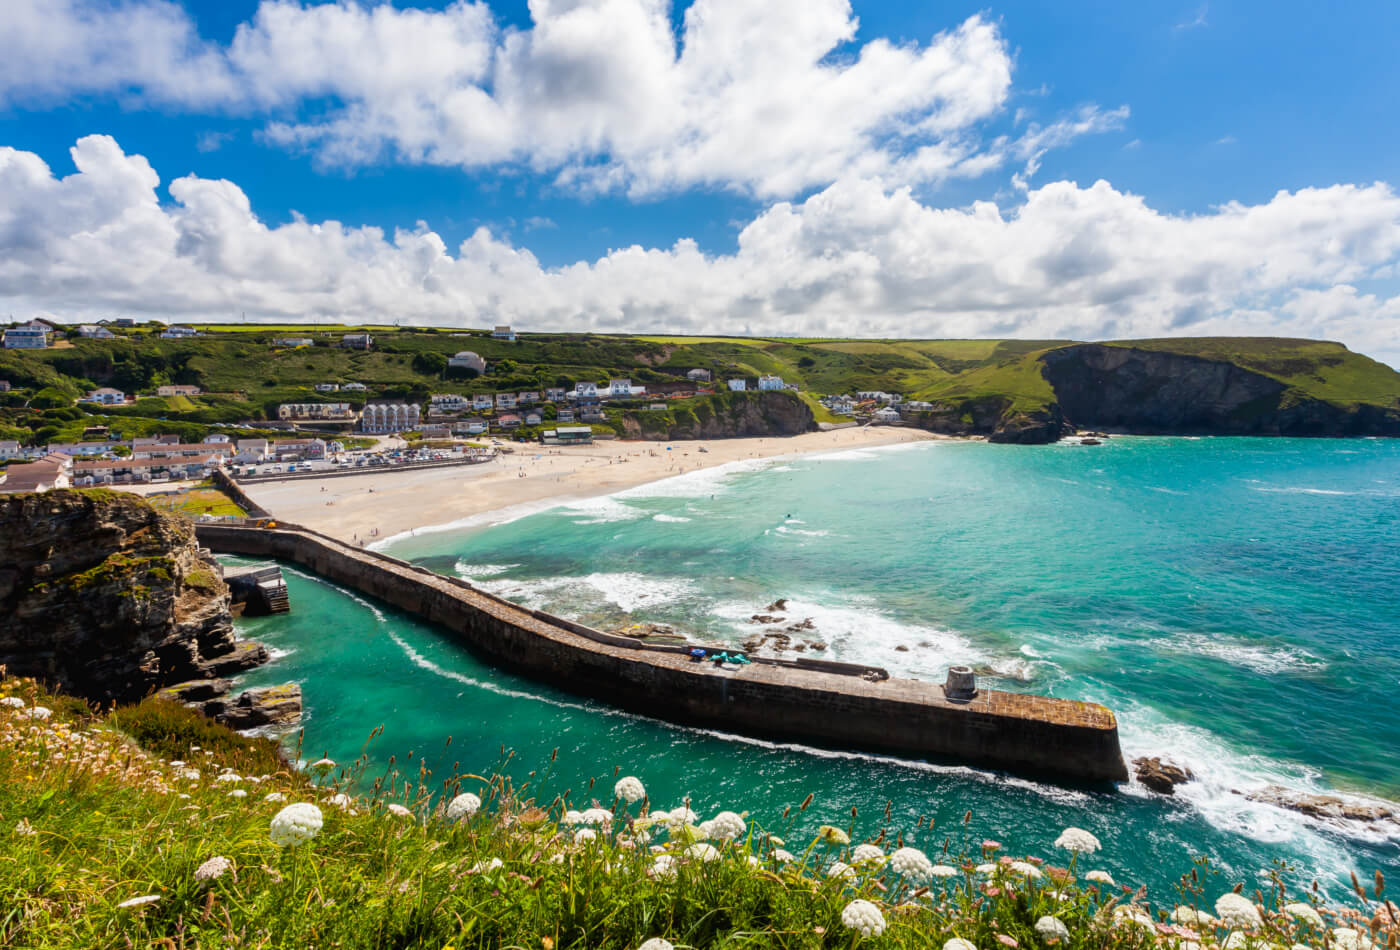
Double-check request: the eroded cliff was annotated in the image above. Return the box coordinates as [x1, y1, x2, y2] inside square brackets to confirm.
[615, 390, 817, 440]
[0, 489, 265, 704]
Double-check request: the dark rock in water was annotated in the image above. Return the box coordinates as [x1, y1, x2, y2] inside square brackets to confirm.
[1243, 785, 1398, 825]
[197, 641, 270, 677]
[895, 645, 910, 652]
[0, 489, 267, 705]
[749, 614, 785, 625]
[1133, 756, 1195, 794]
[764, 598, 788, 613]
[157, 678, 232, 703]
[809, 642, 828, 651]
[208, 683, 302, 730]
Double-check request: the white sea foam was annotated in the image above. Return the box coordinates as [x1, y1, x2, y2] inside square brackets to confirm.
[615, 456, 778, 500]
[557, 496, 647, 524]
[1155, 633, 1326, 675]
[775, 525, 829, 537]
[475, 571, 699, 614]
[265, 646, 296, 661]
[453, 562, 518, 579]
[370, 497, 574, 550]
[652, 513, 692, 522]
[1250, 486, 1355, 496]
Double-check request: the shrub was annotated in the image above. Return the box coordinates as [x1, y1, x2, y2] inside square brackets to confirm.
[109, 697, 287, 777]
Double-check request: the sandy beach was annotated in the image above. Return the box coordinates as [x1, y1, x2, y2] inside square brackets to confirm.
[242, 427, 943, 545]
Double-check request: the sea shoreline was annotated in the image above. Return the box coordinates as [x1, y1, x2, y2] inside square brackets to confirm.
[239, 427, 950, 546]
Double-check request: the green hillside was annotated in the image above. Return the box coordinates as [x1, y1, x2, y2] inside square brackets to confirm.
[1, 324, 1397, 447]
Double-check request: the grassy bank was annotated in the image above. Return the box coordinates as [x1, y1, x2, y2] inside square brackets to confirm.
[1, 674, 1394, 948]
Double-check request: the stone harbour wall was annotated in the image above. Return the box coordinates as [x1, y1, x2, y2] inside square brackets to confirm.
[194, 523, 1129, 784]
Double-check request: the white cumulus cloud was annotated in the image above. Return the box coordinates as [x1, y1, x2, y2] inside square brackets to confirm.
[0, 0, 1119, 197]
[3, 136, 1400, 367]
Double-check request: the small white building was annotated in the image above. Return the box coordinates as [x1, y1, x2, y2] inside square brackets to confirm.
[495, 392, 517, 410]
[430, 394, 470, 412]
[160, 325, 200, 338]
[202, 433, 231, 444]
[574, 381, 599, 398]
[607, 379, 633, 398]
[472, 394, 494, 411]
[491, 325, 516, 342]
[234, 438, 270, 463]
[686, 368, 712, 382]
[341, 333, 373, 350]
[544, 387, 567, 402]
[276, 337, 314, 347]
[342, 382, 367, 392]
[315, 383, 340, 392]
[727, 379, 748, 392]
[524, 410, 543, 426]
[757, 375, 786, 391]
[84, 387, 126, 405]
[448, 351, 487, 374]
[78, 325, 115, 339]
[157, 384, 201, 396]
[517, 391, 539, 405]
[873, 407, 902, 423]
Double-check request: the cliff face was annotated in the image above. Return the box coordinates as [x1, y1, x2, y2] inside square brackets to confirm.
[1040, 344, 1400, 436]
[904, 397, 1069, 444]
[0, 489, 258, 705]
[617, 391, 817, 440]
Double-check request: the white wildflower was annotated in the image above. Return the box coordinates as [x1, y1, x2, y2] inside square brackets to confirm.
[1223, 934, 1250, 950]
[469, 858, 503, 873]
[309, 757, 336, 774]
[665, 807, 697, 827]
[27, 707, 52, 720]
[117, 895, 161, 909]
[1173, 906, 1217, 927]
[169, 760, 185, 767]
[840, 899, 886, 938]
[328, 793, 355, 811]
[1114, 906, 1156, 932]
[976, 863, 997, 875]
[194, 856, 233, 883]
[386, 803, 413, 819]
[852, 843, 886, 864]
[649, 854, 677, 880]
[0, 696, 25, 708]
[575, 828, 598, 843]
[1284, 904, 1323, 928]
[828, 861, 856, 881]
[1054, 827, 1101, 853]
[1086, 870, 1115, 885]
[707, 811, 746, 841]
[637, 939, 674, 950]
[14, 818, 36, 837]
[563, 809, 584, 826]
[179, 768, 200, 781]
[931, 864, 959, 878]
[1215, 893, 1263, 929]
[818, 825, 850, 845]
[1332, 929, 1372, 950]
[1010, 860, 1043, 879]
[269, 802, 323, 847]
[614, 776, 646, 803]
[215, 772, 242, 783]
[228, 789, 248, 799]
[773, 848, 795, 863]
[1036, 915, 1071, 943]
[263, 792, 286, 802]
[580, 807, 613, 827]
[945, 940, 978, 950]
[685, 843, 719, 862]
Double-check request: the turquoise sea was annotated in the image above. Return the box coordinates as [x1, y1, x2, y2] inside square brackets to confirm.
[231, 436, 1400, 897]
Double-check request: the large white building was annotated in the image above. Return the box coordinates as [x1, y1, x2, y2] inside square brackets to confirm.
[727, 379, 748, 392]
[448, 351, 487, 374]
[278, 402, 354, 420]
[83, 387, 126, 405]
[757, 375, 786, 391]
[361, 403, 420, 433]
[3, 326, 49, 349]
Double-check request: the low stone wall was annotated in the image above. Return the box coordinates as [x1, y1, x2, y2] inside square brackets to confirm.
[195, 523, 1129, 784]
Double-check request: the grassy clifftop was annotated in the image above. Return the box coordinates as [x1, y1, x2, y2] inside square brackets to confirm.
[2, 673, 1395, 948]
[3, 325, 1398, 446]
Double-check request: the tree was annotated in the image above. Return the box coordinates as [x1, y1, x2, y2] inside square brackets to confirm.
[413, 352, 448, 376]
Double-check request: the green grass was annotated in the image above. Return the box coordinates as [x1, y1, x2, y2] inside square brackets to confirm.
[0, 674, 1389, 949]
[144, 486, 247, 520]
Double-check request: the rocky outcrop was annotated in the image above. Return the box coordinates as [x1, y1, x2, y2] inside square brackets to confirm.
[617, 391, 816, 440]
[905, 397, 1070, 445]
[1133, 756, 1195, 794]
[203, 683, 303, 730]
[0, 489, 268, 705]
[1244, 785, 1399, 828]
[1040, 344, 1400, 436]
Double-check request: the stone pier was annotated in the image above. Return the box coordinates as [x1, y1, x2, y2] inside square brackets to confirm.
[194, 523, 1129, 784]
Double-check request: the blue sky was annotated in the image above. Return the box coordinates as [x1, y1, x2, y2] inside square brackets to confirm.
[1, 0, 1399, 362]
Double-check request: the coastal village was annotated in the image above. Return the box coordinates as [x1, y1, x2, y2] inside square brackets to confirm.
[0, 317, 932, 496]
